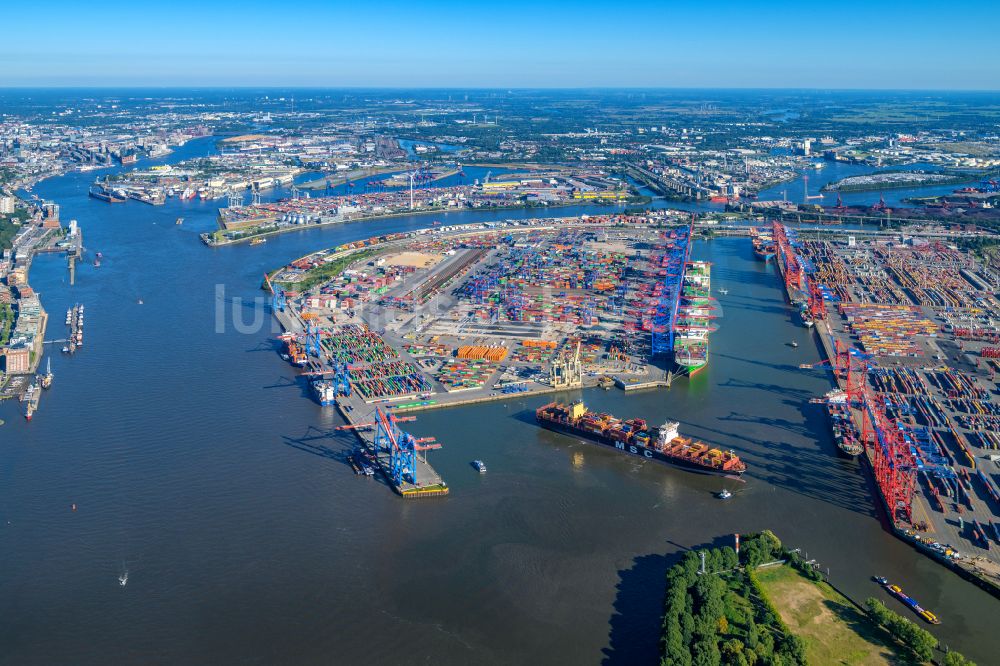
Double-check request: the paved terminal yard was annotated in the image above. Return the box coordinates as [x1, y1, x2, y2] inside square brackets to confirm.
[798, 233, 1000, 586]
[267, 217, 691, 496]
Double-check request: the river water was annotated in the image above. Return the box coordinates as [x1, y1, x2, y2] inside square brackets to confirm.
[1, 139, 997, 664]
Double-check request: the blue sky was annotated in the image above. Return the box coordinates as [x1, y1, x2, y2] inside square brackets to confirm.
[2, 0, 997, 89]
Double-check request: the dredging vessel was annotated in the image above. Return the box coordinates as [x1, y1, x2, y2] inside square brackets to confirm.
[536, 401, 746, 477]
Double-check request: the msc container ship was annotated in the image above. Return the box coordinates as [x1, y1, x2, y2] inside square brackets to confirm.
[536, 401, 746, 478]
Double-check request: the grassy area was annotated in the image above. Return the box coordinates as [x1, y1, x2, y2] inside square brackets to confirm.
[756, 565, 905, 665]
[0, 302, 12, 345]
[0, 217, 19, 251]
[660, 533, 809, 666]
[275, 249, 377, 293]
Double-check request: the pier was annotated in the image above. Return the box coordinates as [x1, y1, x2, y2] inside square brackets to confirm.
[334, 396, 449, 499]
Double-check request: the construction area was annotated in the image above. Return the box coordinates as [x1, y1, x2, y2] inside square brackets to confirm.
[775, 222, 1000, 591]
[265, 216, 716, 497]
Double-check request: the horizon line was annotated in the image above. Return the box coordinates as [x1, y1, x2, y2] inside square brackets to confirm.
[0, 85, 999, 94]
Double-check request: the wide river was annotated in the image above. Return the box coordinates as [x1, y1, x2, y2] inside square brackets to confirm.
[1, 139, 997, 664]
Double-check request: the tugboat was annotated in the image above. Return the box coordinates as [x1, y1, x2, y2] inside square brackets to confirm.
[472, 460, 487, 473]
[40, 358, 53, 389]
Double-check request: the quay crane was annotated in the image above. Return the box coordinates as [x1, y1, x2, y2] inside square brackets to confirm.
[263, 272, 286, 312]
[801, 337, 917, 524]
[339, 409, 442, 487]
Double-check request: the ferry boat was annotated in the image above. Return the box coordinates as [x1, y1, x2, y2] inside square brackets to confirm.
[536, 401, 746, 478]
[873, 577, 941, 624]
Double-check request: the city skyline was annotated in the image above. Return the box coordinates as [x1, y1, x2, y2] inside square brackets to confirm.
[2, 0, 998, 90]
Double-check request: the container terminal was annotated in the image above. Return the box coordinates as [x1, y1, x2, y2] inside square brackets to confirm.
[766, 220, 1000, 596]
[265, 214, 720, 496]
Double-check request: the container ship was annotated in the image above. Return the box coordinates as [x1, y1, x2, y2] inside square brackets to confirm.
[536, 401, 746, 478]
[311, 378, 336, 406]
[674, 261, 712, 375]
[827, 395, 862, 457]
[88, 183, 126, 203]
[751, 227, 775, 262]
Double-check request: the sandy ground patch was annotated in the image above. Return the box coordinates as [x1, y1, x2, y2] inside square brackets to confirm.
[385, 252, 444, 268]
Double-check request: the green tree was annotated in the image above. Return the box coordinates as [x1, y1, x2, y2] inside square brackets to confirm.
[781, 634, 807, 665]
[745, 620, 759, 651]
[692, 639, 721, 666]
[720, 638, 744, 662]
[719, 546, 738, 570]
[943, 650, 976, 666]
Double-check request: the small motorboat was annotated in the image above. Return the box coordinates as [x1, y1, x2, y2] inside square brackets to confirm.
[789, 341, 799, 348]
[717, 489, 732, 499]
[118, 572, 128, 587]
[472, 460, 487, 473]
